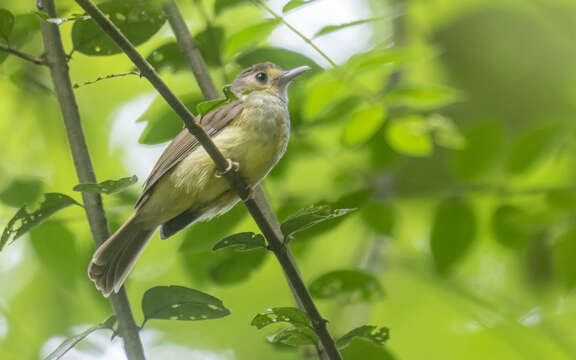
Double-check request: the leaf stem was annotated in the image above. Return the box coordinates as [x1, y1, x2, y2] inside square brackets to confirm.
[250, 0, 338, 68]
[0, 43, 46, 65]
[75, 0, 342, 358]
[38, 1, 145, 359]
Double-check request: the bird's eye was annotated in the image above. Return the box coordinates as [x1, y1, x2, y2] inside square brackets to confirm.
[255, 72, 268, 83]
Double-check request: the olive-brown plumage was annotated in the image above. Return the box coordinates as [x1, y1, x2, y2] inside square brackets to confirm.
[88, 62, 310, 296]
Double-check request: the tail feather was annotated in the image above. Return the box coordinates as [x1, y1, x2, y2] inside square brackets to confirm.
[88, 214, 155, 297]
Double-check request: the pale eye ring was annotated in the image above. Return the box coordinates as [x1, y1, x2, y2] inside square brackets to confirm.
[255, 72, 268, 83]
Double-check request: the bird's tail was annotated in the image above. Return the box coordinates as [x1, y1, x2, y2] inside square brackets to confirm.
[88, 214, 155, 297]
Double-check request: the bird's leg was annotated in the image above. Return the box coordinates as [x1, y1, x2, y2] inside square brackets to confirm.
[215, 158, 240, 178]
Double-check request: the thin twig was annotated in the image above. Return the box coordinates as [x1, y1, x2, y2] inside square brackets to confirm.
[73, 71, 141, 89]
[75, 0, 342, 358]
[38, 1, 145, 359]
[0, 43, 46, 65]
[250, 0, 337, 68]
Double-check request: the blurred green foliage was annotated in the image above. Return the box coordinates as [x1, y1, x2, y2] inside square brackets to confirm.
[1, 0, 576, 359]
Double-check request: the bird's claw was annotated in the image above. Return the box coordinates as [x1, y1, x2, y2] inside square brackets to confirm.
[215, 159, 240, 178]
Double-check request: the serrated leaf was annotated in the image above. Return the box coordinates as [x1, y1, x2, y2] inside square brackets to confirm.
[73, 175, 137, 195]
[309, 269, 383, 301]
[267, 324, 318, 346]
[0, 9, 15, 43]
[43, 316, 116, 360]
[387, 85, 461, 109]
[554, 229, 576, 290]
[214, 0, 250, 15]
[146, 41, 186, 73]
[213, 232, 266, 251]
[71, 0, 165, 56]
[430, 197, 476, 275]
[282, 0, 315, 13]
[314, 17, 384, 38]
[251, 307, 311, 329]
[342, 104, 387, 145]
[1, 193, 80, 252]
[236, 47, 321, 75]
[225, 20, 278, 58]
[281, 205, 355, 237]
[141, 285, 230, 325]
[337, 325, 390, 349]
[386, 115, 433, 157]
[0, 177, 44, 207]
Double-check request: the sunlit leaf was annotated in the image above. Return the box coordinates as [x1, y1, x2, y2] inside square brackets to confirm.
[195, 26, 225, 67]
[451, 121, 503, 179]
[267, 324, 318, 346]
[0, 193, 80, 252]
[428, 114, 466, 150]
[251, 307, 311, 329]
[72, 0, 165, 56]
[492, 205, 533, 249]
[214, 0, 250, 15]
[314, 17, 384, 38]
[73, 175, 137, 195]
[31, 221, 78, 285]
[236, 47, 321, 75]
[141, 285, 230, 325]
[342, 104, 387, 145]
[303, 71, 350, 120]
[283, 0, 315, 13]
[387, 84, 461, 109]
[0, 177, 44, 207]
[0, 9, 15, 43]
[341, 338, 397, 360]
[360, 201, 395, 236]
[507, 123, 560, 174]
[309, 269, 384, 301]
[554, 229, 576, 290]
[430, 197, 476, 275]
[43, 316, 116, 360]
[386, 115, 433, 157]
[281, 205, 356, 237]
[146, 41, 186, 73]
[225, 20, 278, 58]
[213, 232, 266, 252]
[337, 325, 390, 349]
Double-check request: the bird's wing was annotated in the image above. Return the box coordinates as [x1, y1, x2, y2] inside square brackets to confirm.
[135, 100, 244, 208]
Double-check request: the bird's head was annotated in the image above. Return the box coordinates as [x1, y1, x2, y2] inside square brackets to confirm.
[231, 62, 310, 101]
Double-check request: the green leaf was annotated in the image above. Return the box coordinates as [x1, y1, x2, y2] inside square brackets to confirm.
[0, 13, 39, 65]
[337, 325, 390, 349]
[387, 84, 461, 109]
[386, 115, 433, 157]
[71, 0, 165, 56]
[554, 229, 576, 290]
[251, 307, 311, 329]
[225, 20, 278, 58]
[73, 175, 137, 195]
[43, 316, 116, 360]
[314, 17, 384, 38]
[280, 205, 356, 237]
[0, 9, 15, 43]
[507, 123, 560, 174]
[303, 71, 351, 120]
[0, 177, 44, 207]
[141, 285, 230, 325]
[309, 269, 384, 301]
[428, 114, 466, 150]
[283, 0, 315, 13]
[214, 0, 250, 15]
[430, 197, 477, 275]
[146, 41, 187, 73]
[341, 338, 397, 360]
[342, 104, 387, 145]
[195, 26, 225, 67]
[213, 232, 266, 251]
[451, 121, 503, 179]
[196, 86, 238, 115]
[236, 47, 321, 75]
[209, 248, 267, 284]
[360, 201, 395, 236]
[267, 324, 318, 346]
[1, 193, 80, 252]
[492, 205, 533, 249]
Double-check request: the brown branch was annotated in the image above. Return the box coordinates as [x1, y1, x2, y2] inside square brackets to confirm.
[38, 1, 145, 359]
[0, 43, 46, 65]
[75, 0, 342, 358]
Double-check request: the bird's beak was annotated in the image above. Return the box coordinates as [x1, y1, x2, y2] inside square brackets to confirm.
[278, 65, 311, 85]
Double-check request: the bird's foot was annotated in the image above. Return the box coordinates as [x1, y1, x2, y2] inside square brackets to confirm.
[215, 158, 240, 178]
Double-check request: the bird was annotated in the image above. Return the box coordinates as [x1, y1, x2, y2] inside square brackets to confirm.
[88, 62, 310, 297]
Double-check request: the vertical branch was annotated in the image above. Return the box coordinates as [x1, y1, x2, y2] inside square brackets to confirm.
[76, 0, 342, 358]
[38, 1, 145, 359]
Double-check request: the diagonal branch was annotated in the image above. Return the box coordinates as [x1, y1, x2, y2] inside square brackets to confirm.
[38, 1, 145, 359]
[0, 43, 46, 66]
[75, 0, 342, 358]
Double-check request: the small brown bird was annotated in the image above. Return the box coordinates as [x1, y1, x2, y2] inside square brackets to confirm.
[89, 62, 310, 296]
